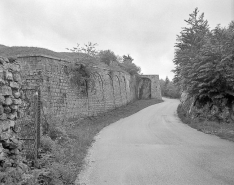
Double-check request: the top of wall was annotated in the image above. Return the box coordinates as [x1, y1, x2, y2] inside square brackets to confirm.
[140, 75, 159, 79]
[0, 46, 128, 74]
[18, 54, 129, 74]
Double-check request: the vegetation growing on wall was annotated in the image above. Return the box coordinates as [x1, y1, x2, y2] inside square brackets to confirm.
[99, 50, 117, 65]
[173, 8, 234, 121]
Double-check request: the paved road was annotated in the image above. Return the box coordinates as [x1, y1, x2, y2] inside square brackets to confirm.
[77, 98, 234, 185]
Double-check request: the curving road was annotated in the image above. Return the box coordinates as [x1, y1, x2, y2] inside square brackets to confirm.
[77, 98, 234, 185]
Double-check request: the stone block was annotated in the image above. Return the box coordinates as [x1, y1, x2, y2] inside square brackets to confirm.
[9, 120, 15, 128]
[9, 82, 20, 89]
[12, 90, 20, 98]
[4, 106, 11, 114]
[8, 112, 17, 120]
[9, 63, 20, 72]
[0, 105, 3, 115]
[1, 120, 10, 131]
[0, 95, 5, 104]
[0, 86, 12, 96]
[5, 71, 13, 81]
[0, 113, 7, 120]
[10, 104, 18, 110]
[13, 99, 22, 105]
[0, 68, 4, 78]
[7, 142, 18, 149]
[13, 73, 21, 82]
[0, 132, 11, 140]
[5, 97, 12, 105]
[0, 79, 5, 85]
[4, 58, 9, 63]
[16, 110, 23, 119]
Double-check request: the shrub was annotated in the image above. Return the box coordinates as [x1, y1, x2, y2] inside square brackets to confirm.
[40, 135, 56, 153]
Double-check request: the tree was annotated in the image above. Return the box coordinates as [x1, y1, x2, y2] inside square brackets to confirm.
[98, 50, 117, 65]
[173, 8, 210, 91]
[66, 42, 98, 57]
[192, 22, 234, 105]
[119, 54, 141, 75]
[123, 54, 133, 62]
[173, 8, 234, 120]
[160, 77, 180, 98]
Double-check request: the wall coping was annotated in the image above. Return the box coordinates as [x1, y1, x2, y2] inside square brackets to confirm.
[140, 74, 159, 77]
[16, 54, 71, 63]
[17, 54, 129, 74]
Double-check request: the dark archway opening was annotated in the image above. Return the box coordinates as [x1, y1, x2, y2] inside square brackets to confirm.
[138, 78, 151, 99]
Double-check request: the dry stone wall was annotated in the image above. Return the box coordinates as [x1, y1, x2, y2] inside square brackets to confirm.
[17, 55, 139, 122]
[0, 57, 28, 183]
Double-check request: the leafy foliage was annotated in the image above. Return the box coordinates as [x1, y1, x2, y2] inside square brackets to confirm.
[173, 8, 234, 113]
[119, 54, 141, 75]
[160, 77, 180, 98]
[98, 50, 117, 65]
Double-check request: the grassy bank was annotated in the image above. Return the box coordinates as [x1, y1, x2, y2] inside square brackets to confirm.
[36, 99, 163, 184]
[177, 104, 234, 142]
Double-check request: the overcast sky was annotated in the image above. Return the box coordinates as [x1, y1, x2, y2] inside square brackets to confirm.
[0, 0, 233, 80]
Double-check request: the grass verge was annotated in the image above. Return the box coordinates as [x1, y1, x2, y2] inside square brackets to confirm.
[177, 104, 234, 142]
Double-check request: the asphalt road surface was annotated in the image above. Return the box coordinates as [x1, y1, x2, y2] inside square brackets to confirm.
[77, 98, 234, 185]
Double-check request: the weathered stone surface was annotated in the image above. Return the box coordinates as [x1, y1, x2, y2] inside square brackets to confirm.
[0, 105, 4, 115]
[10, 104, 18, 110]
[138, 78, 151, 99]
[5, 71, 13, 81]
[0, 95, 5, 104]
[12, 90, 20, 98]
[5, 97, 12, 105]
[9, 82, 20, 89]
[0, 58, 6, 65]
[4, 58, 9, 63]
[13, 73, 21, 82]
[140, 75, 161, 99]
[16, 110, 23, 118]
[1, 132, 11, 140]
[13, 99, 22, 105]
[4, 106, 11, 114]
[9, 120, 15, 128]
[0, 69, 4, 80]
[16, 55, 161, 124]
[0, 86, 12, 96]
[0, 56, 24, 181]
[1, 120, 10, 131]
[0, 79, 5, 85]
[8, 57, 17, 63]
[0, 113, 7, 120]
[8, 112, 17, 120]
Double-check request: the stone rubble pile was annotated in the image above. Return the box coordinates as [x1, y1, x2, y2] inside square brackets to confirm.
[0, 56, 27, 182]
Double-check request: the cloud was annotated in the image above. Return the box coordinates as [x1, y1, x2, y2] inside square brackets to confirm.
[0, 0, 233, 80]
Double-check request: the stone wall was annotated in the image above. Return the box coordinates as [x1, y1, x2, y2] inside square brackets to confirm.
[17, 55, 138, 121]
[15, 55, 162, 123]
[140, 75, 162, 99]
[0, 56, 28, 183]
